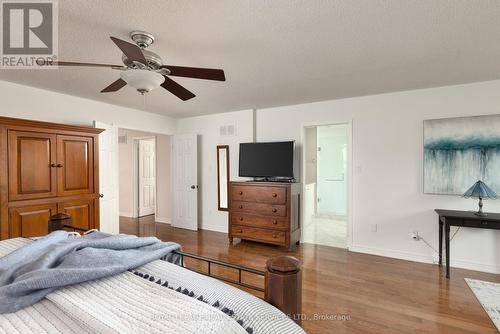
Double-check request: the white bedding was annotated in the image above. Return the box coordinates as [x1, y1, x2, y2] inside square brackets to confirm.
[0, 238, 305, 334]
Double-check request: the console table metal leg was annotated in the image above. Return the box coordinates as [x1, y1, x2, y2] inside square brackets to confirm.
[445, 223, 450, 278]
[438, 219, 443, 265]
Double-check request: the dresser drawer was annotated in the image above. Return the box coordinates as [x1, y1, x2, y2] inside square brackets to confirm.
[231, 225, 286, 244]
[230, 185, 286, 204]
[231, 213, 288, 230]
[230, 201, 286, 217]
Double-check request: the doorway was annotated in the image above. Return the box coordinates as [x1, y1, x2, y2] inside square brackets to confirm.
[302, 123, 350, 248]
[118, 128, 172, 226]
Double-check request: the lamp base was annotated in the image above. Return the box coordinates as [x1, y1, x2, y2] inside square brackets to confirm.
[474, 211, 487, 217]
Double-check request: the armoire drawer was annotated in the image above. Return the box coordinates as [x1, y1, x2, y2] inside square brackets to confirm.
[230, 201, 287, 217]
[230, 185, 286, 204]
[231, 225, 286, 244]
[231, 213, 288, 230]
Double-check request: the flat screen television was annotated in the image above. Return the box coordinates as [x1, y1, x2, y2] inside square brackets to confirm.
[239, 141, 294, 179]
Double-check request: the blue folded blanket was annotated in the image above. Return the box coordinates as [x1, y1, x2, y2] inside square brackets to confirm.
[0, 231, 181, 313]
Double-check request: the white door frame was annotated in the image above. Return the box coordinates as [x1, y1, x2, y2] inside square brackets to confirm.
[132, 136, 157, 219]
[300, 120, 353, 249]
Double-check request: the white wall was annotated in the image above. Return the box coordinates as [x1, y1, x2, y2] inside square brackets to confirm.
[177, 110, 254, 232]
[256, 80, 500, 274]
[0, 80, 176, 134]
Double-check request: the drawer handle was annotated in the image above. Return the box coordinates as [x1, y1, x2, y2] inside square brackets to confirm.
[273, 220, 278, 225]
[272, 193, 278, 198]
[239, 205, 243, 209]
[239, 191, 243, 195]
[236, 229, 243, 233]
[239, 217, 244, 221]
[272, 208, 277, 213]
[272, 233, 278, 238]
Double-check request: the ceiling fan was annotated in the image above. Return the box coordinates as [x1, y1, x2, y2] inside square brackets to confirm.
[39, 31, 225, 101]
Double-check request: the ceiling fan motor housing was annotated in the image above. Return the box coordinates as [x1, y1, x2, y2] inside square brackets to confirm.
[121, 49, 163, 70]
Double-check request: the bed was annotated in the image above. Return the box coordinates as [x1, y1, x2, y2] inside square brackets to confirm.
[0, 231, 305, 334]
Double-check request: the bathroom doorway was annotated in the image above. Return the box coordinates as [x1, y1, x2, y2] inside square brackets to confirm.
[302, 123, 350, 248]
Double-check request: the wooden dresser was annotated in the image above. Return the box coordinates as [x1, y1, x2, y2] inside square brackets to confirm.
[0, 117, 104, 240]
[228, 181, 301, 250]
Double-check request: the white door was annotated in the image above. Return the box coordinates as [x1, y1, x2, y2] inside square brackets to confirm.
[172, 134, 198, 230]
[138, 138, 156, 217]
[94, 121, 119, 234]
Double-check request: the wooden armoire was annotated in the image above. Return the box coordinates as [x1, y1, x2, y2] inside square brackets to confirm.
[0, 117, 104, 240]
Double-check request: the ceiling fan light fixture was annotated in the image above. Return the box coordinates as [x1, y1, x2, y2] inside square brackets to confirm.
[119, 69, 165, 94]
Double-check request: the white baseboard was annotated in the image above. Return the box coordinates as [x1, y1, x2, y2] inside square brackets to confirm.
[119, 212, 134, 218]
[445, 257, 500, 274]
[350, 244, 500, 274]
[155, 216, 171, 224]
[200, 223, 227, 234]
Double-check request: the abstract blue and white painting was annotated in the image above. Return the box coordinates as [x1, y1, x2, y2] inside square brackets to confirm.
[424, 115, 500, 194]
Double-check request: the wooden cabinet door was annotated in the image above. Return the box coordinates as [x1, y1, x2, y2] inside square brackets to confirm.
[8, 131, 57, 201]
[58, 199, 95, 231]
[9, 204, 57, 237]
[57, 135, 94, 196]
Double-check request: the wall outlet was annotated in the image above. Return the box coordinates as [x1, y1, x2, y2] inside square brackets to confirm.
[410, 231, 420, 241]
[370, 224, 377, 232]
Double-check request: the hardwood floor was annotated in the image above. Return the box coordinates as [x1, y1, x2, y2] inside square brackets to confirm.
[120, 216, 499, 334]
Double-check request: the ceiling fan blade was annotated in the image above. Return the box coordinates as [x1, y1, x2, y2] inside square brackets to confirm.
[110, 36, 147, 65]
[161, 76, 196, 101]
[161, 65, 225, 81]
[38, 61, 123, 68]
[100, 78, 127, 93]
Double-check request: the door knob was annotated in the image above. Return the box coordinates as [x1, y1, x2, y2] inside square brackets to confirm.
[99, 194, 104, 198]
[50, 163, 57, 168]
[56, 164, 63, 168]
[190, 185, 196, 189]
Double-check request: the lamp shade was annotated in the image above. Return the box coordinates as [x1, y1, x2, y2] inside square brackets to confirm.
[463, 180, 499, 199]
[120, 69, 165, 94]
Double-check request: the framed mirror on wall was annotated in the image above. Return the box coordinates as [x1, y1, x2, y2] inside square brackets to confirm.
[217, 145, 230, 211]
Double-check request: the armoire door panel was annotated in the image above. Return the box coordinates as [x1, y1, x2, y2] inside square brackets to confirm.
[9, 204, 57, 238]
[57, 136, 94, 196]
[58, 199, 95, 231]
[8, 131, 57, 201]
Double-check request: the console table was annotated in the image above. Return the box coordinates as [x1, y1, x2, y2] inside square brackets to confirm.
[435, 209, 500, 278]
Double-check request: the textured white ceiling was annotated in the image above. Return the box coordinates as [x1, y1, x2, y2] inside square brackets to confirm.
[1, 0, 500, 118]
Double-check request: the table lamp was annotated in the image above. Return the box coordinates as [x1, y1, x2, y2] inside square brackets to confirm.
[463, 180, 499, 216]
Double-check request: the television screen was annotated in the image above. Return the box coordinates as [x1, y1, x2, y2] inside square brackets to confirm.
[239, 141, 294, 178]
